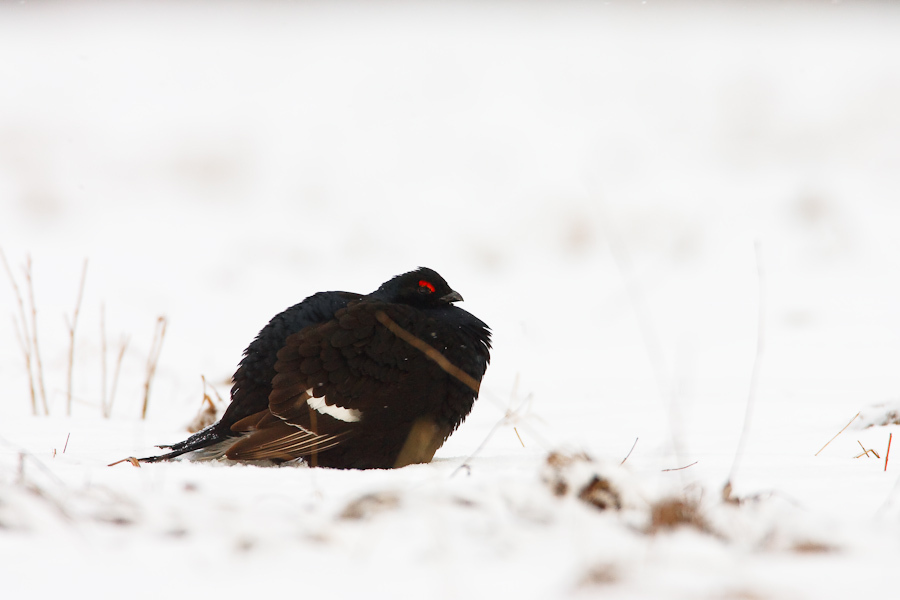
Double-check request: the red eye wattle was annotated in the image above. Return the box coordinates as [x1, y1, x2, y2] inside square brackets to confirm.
[419, 280, 436, 293]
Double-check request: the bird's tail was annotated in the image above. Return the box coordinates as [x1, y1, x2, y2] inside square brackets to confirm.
[137, 422, 235, 463]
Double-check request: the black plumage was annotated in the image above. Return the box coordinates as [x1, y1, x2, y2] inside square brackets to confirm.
[139, 268, 491, 469]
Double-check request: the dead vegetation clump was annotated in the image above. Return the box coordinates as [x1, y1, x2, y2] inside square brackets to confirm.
[543, 451, 622, 512]
[578, 475, 622, 511]
[339, 492, 401, 520]
[577, 563, 619, 587]
[646, 496, 708, 535]
[791, 540, 834, 554]
[1, 249, 168, 418]
[186, 375, 225, 433]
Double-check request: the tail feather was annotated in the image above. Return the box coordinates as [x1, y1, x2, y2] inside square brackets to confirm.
[137, 422, 235, 463]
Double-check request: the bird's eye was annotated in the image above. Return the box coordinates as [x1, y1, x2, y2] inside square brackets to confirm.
[418, 280, 436, 294]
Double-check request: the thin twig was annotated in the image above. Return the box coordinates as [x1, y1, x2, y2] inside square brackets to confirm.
[375, 310, 480, 393]
[1, 248, 37, 415]
[450, 415, 508, 477]
[620, 437, 639, 465]
[450, 387, 538, 478]
[886, 433, 893, 472]
[856, 440, 880, 459]
[63, 433, 70, 453]
[206, 375, 225, 404]
[23, 256, 49, 415]
[100, 303, 107, 416]
[107, 335, 129, 418]
[65, 259, 88, 417]
[601, 205, 683, 466]
[108, 457, 141, 468]
[0, 432, 68, 487]
[858, 440, 869, 458]
[142, 316, 167, 419]
[726, 241, 766, 487]
[509, 374, 525, 448]
[11, 317, 37, 415]
[513, 427, 525, 447]
[662, 461, 698, 472]
[815, 412, 860, 456]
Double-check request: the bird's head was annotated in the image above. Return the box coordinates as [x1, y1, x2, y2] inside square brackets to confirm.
[374, 267, 463, 307]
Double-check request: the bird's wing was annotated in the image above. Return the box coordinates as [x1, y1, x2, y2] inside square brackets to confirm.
[222, 291, 361, 429]
[222, 301, 459, 462]
[224, 408, 351, 463]
[140, 291, 361, 463]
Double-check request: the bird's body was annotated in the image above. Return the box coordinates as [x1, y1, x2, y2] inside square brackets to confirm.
[140, 268, 491, 469]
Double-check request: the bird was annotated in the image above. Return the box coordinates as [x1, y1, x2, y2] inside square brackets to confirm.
[138, 267, 491, 469]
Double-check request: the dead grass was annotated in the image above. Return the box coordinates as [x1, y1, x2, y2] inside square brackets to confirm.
[64, 258, 88, 416]
[814, 411, 859, 456]
[791, 541, 834, 554]
[544, 451, 622, 512]
[885, 433, 892, 472]
[647, 496, 708, 535]
[2, 250, 166, 418]
[1, 248, 47, 415]
[339, 492, 401, 520]
[578, 475, 622, 511]
[578, 563, 619, 587]
[141, 315, 168, 419]
[186, 375, 225, 433]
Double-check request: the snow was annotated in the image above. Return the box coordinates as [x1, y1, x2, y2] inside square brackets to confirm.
[2, 1, 900, 598]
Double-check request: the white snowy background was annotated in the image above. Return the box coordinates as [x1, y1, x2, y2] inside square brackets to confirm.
[2, 2, 900, 598]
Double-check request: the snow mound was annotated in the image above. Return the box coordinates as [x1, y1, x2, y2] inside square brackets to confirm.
[854, 399, 900, 429]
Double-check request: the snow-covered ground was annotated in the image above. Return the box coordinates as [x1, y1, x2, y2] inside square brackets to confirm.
[2, 2, 900, 598]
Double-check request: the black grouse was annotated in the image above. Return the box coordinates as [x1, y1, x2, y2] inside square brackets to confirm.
[139, 268, 491, 469]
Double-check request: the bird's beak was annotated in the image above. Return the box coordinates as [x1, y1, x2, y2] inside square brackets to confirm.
[441, 290, 464, 303]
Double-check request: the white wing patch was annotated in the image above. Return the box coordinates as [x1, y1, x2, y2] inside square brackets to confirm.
[306, 394, 362, 423]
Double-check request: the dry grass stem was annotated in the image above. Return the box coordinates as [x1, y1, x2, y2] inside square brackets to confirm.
[375, 310, 480, 393]
[108, 457, 141, 468]
[647, 497, 708, 534]
[620, 437, 639, 465]
[451, 392, 538, 478]
[63, 433, 70, 453]
[726, 242, 767, 496]
[100, 304, 108, 416]
[513, 427, 525, 447]
[376, 309, 510, 477]
[451, 412, 509, 477]
[601, 203, 684, 468]
[855, 440, 879, 459]
[886, 433, 893, 472]
[99, 305, 129, 418]
[1, 248, 40, 415]
[23, 256, 49, 415]
[11, 318, 37, 415]
[187, 375, 222, 433]
[662, 461, 698, 472]
[205, 374, 226, 404]
[107, 336, 130, 418]
[815, 411, 860, 456]
[141, 316, 168, 420]
[722, 481, 738, 505]
[65, 259, 88, 416]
